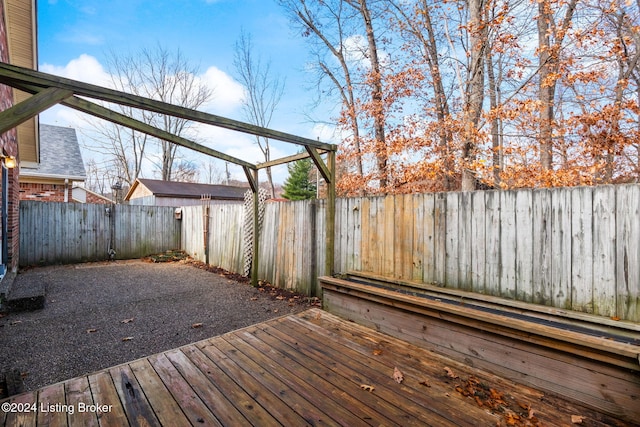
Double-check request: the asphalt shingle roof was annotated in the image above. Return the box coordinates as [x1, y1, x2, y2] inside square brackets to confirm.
[23, 124, 86, 179]
[133, 178, 248, 200]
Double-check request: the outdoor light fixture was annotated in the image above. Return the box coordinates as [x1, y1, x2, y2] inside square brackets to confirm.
[0, 155, 16, 169]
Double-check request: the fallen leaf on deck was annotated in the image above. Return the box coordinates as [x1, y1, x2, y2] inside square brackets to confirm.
[444, 367, 458, 378]
[360, 384, 375, 392]
[86, 328, 97, 333]
[571, 415, 585, 424]
[121, 318, 134, 324]
[122, 336, 134, 341]
[419, 380, 431, 387]
[528, 407, 536, 419]
[610, 316, 620, 321]
[504, 410, 521, 425]
[372, 349, 383, 356]
[393, 367, 404, 383]
[192, 323, 204, 328]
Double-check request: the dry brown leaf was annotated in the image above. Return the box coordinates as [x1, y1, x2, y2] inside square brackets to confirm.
[444, 367, 458, 379]
[393, 367, 404, 384]
[276, 295, 285, 300]
[360, 384, 375, 392]
[86, 328, 97, 333]
[571, 415, 585, 424]
[250, 296, 258, 301]
[122, 336, 134, 341]
[610, 316, 620, 321]
[191, 323, 204, 328]
[504, 410, 521, 425]
[372, 349, 383, 356]
[473, 396, 483, 407]
[419, 380, 431, 387]
[121, 318, 134, 324]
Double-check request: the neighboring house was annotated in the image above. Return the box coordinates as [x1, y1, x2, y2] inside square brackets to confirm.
[19, 124, 87, 202]
[125, 178, 248, 207]
[71, 185, 112, 204]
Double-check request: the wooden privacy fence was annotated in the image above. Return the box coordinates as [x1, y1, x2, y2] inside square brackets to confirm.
[181, 200, 327, 296]
[19, 201, 181, 266]
[184, 184, 639, 322]
[334, 184, 640, 322]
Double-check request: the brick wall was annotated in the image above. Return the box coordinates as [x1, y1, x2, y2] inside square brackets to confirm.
[19, 182, 68, 202]
[0, 1, 20, 271]
[84, 192, 112, 204]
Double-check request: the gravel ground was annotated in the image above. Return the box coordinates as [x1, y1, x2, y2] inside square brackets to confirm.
[0, 259, 315, 392]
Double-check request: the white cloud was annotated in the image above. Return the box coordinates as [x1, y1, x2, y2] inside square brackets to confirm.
[36, 54, 298, 183]
[200, 66, 245, 116]
[341, 34, 390, 69]
[40, 54, 111, 87]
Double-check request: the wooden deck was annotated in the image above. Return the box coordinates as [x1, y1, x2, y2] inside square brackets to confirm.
[0, 309, 631, 427]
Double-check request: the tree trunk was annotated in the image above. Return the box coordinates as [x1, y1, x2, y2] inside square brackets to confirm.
[537, 0, 578, 171]
[461, 0, 487, 191]
[354, 0, 388, 189]
[538, 0, 554, 170]
[486, 45, 501, 187]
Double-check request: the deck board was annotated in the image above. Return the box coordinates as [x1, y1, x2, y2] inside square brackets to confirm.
[1, 308, 633, 426]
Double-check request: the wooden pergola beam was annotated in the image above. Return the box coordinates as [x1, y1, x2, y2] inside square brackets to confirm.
[256, 149, 328, 170]
[0, 87, 72, 134]
[63, 95, 255, 169]
[0, 62, 336, 152]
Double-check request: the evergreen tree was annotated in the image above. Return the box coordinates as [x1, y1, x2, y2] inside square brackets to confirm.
[282, 158, 316, 200]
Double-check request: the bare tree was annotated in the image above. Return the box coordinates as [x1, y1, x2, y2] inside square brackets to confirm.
[201, 158, 226, 184]
[278, 0, 365, 186]
[344, 0, 388, 189]
[233, 31, 284, 198]
[85, 45, 213, 186]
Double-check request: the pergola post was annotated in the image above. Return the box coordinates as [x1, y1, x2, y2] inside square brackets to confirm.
[325, 151, 336, 278]
[251, 169, 260, 288]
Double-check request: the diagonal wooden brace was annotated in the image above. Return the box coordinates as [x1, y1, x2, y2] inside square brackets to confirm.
[0, 87, 73, 134]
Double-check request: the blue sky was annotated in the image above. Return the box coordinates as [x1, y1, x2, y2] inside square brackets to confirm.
[37, 0, 335, 183]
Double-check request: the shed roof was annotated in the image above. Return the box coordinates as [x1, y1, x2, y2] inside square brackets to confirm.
[20, 124, 86, 180]
[125, 178, 248, 201]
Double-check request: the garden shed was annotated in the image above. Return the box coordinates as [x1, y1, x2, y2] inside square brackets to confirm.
[125, 178, 247, 207]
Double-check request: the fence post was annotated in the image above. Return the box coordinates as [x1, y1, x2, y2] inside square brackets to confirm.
[309, 199, 318, 296]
